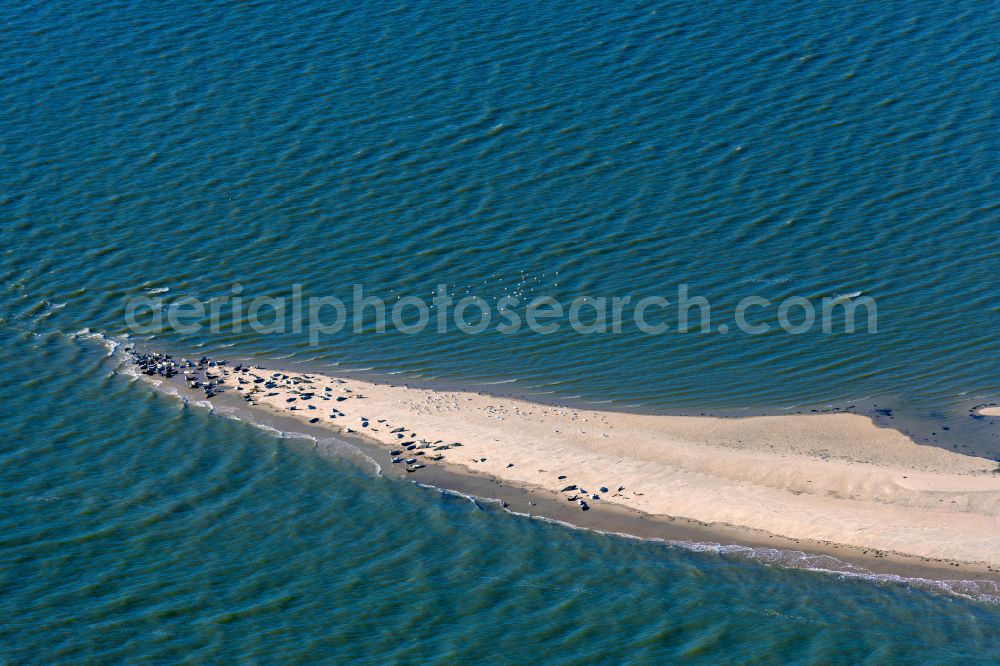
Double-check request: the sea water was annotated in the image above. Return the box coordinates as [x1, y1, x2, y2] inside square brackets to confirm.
[2, 0, 999, 661]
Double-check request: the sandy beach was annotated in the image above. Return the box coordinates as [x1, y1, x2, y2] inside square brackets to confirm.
[157, 359, 1000, 571]
[980, 406, 1000, 417]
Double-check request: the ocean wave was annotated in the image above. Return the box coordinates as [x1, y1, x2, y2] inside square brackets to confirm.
[70, 328, 128, 358]
[31, 300, 67, 322]
[487, 499, 1000, 605]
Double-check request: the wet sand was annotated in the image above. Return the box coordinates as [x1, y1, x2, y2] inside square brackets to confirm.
[151, 359, 1000, 576]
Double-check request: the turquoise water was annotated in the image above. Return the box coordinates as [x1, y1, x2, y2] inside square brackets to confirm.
[3, 0, 1000, 661]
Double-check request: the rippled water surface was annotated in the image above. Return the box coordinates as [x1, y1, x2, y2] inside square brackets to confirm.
[2, 0, 999, 661]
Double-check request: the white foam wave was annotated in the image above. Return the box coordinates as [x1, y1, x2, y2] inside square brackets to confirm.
[70, 328, 128, 358]
[420, 489, 1000, 605]
[32, 301, 67, 322]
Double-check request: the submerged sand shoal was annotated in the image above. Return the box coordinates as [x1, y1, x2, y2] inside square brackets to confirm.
[195, 364, 1000, 568]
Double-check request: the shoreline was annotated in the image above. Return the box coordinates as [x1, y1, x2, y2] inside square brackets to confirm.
[126, 349, 1000, 584]
[254, 407, 1000, 586]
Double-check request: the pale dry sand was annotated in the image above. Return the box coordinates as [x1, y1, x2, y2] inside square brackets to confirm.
[208, 365, 1000, 567]
[979, 406, 1000, 417]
